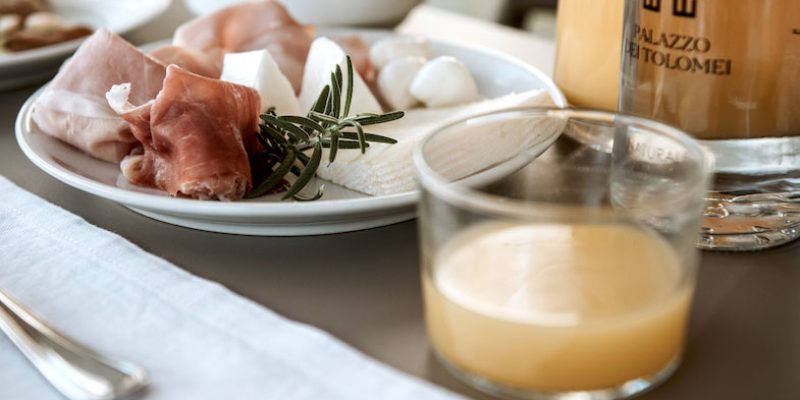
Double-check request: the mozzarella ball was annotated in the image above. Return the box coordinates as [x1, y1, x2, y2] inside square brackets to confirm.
[377, 56, 426, 110]
[0, 14, 21, 37]
[24, 12, 64, 31]
[369, 36, 431, 70]
[409, 56, 480, 108]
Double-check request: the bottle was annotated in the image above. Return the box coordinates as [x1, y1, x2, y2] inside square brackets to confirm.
[619, 0, 800, 251]
[554, 0, 624, 111]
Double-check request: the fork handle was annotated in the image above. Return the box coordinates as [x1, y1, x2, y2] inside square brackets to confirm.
[0, 289, 148, 400]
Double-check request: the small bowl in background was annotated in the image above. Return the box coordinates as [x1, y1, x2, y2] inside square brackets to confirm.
[184, 0, 423, 27]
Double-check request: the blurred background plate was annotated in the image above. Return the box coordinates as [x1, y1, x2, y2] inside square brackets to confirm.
[184, 0, 422, 26]
[0, 0, 172, 90]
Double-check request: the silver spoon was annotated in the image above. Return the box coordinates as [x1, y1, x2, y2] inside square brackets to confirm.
[0, 288, 148, 400]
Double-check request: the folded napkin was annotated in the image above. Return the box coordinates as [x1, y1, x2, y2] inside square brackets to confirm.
[0, 176, 460, 400]
[397, 5, 555, 76]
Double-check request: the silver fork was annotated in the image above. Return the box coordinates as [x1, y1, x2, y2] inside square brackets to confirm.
[0, 288, 148, 400]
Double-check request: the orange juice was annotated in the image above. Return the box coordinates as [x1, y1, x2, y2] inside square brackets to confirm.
[423, 222, 692, 391]
[554, 0, 625, 110]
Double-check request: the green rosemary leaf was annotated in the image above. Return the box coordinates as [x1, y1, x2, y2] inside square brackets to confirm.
[296, 149, 310, 165]
[264, 115, 310, 142]
[349, 111, 405, 126]
[266, 152, 284, 163]
[323, 85, 333, 116]
[282, 143, 322, 200]
[330, 71, 341, 118]
[329, 131, 340, 162]
[320, 140, 365, 149]
[339, 120, 367, 153]
[311, 85, 330, 114]
[335, 63, 343, 96]
[280, 115, 326, 133]
[254, 131, 270, 148]
[339, 132, 398, 144]
[308, 111, 339, 124]
[342, 56, 354, 118]
[265, 135, 285, 156]
[249, 149, 296, 198]
[262, 123, 288, 145]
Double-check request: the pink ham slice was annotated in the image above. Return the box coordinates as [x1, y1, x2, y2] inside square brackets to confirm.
[107, 65, 262, 201]
[32, 28, 166, 162]
[149, 45, 222, 79]
[172, 0, 312, 93]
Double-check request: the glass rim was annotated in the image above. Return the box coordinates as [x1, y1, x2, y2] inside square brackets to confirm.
[412, 106, 716, 220]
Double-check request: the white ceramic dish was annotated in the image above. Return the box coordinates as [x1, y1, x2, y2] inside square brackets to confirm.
[16, 32, 565, 236]
[185, 0, 422, 27]
[0, 0, 172, 90]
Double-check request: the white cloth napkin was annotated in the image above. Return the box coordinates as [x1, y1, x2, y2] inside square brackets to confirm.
[0, 176, 460, 400]
[397, 5, 556, 76]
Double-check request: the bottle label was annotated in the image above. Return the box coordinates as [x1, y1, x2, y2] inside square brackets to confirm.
[626, 25, 732, 76]
[619, 0, 800, 139]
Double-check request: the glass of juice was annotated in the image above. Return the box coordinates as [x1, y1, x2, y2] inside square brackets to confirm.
[413, 108, 713, 399]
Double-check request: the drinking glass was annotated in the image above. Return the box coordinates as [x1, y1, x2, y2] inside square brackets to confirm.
[413, 108, 713, 399]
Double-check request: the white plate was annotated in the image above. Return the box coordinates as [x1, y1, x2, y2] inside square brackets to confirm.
[0, 0, 172, 90]
[16, 32, 565, 236]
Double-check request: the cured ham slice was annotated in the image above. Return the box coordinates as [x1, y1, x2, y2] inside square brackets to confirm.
[173, 0, 312, 93]
[149, 45, 222, 79]
[32, 28, 166, 162]
[107, 65, 261, 201]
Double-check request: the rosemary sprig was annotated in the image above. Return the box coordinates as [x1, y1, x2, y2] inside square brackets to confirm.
[247, 56, 402, 201]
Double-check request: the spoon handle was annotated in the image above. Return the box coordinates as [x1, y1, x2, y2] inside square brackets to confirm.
[0, 288, 148, 400]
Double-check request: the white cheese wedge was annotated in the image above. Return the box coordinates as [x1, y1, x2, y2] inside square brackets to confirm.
[316, 89, 560, 196]
[221, 49, 301, 115]
[298, 37, 382, 116]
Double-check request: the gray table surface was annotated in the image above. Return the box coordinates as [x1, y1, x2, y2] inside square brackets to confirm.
[1, 2, 798, 399]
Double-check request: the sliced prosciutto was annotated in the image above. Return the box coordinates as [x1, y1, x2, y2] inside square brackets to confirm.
[32, 28, 166, 162]
[172, 0, 313, 93]
[106, 65, 261, 201]
[149, 45, 222, 79]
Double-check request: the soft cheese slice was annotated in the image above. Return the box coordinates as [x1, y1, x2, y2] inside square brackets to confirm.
[298, 37, 382, 115]
[316, 89, 560, 196]
[221, 49, 301, 115]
